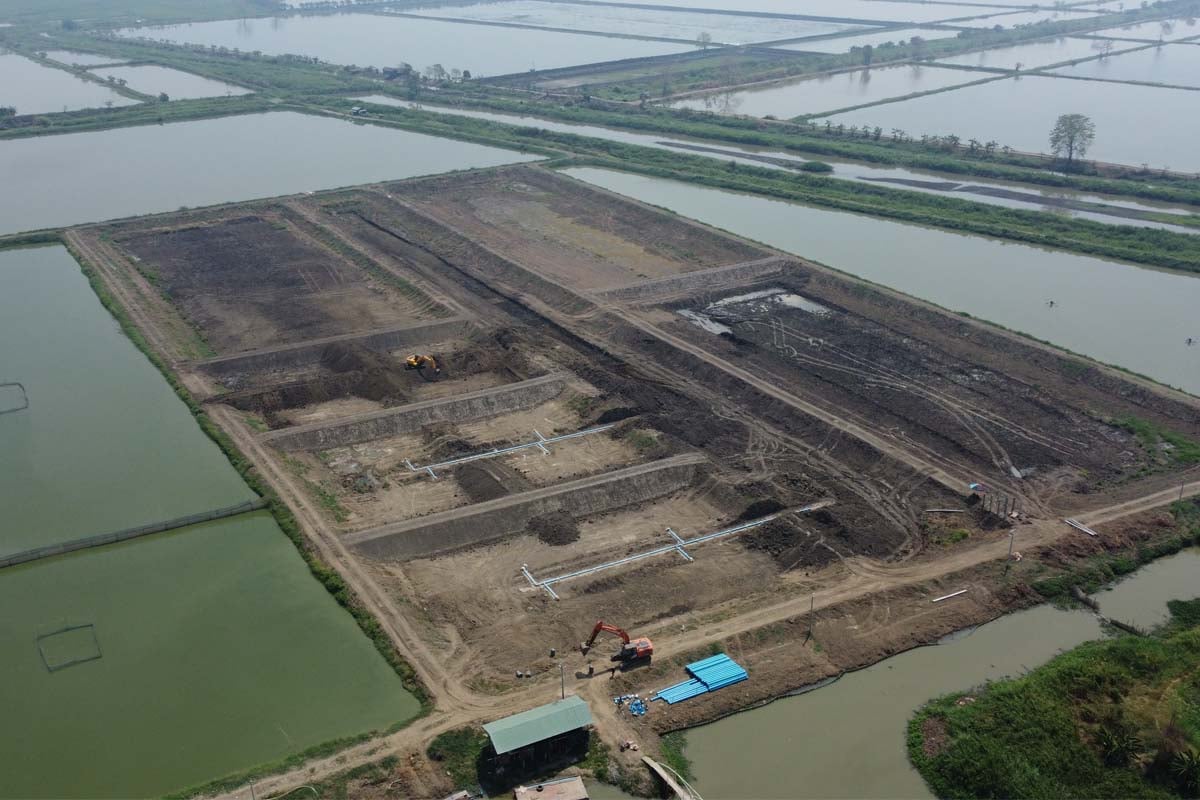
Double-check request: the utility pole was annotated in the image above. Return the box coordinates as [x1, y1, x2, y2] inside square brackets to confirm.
[1004, 529, 1016, 576]
[806, 592, 815, 643]
[560, 662, 565, 700]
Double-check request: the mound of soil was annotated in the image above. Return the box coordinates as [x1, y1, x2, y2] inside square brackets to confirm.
[527, 511, 580, 546]
[457, 463, 511, 503]
[742, 517, 840, 570]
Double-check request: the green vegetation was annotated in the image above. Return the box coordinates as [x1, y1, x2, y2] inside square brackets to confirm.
[0, 94, 272, 140]
[624, 429, 659, 452]
[427, 727, 489, 789]
[1117, 416, 1200, 465]
[660, 731, 695, 783]
[908, 597, 1200, 799]
[935, 528, 971, 547]
[62, 237, 433, 721]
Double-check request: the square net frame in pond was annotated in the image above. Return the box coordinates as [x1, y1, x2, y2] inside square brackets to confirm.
[0, 381, 28, 415]
[37, 624, 102, 672]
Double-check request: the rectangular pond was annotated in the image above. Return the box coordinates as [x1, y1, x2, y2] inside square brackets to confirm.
[0, 110, 536, 235]
[562, 0, 1021, 24]
[0, 245, 420, 797]
[669, 64, 982, 118]
[1049, 42, 1200, 87]
[0, 246, 253, 555]
[1084, 16, 1200, 40]
[821, 74, 1200, 172]
[117, 13, 690, 77]
[561, 168, 1200, 395]
[946, 8, 1101, 28]
[935, 35, 1132, 69]
[0, 51, 137, 115]
[407, 0, 857, 44]
[89, 63, 251, 98]
[42, 49, 127, 66]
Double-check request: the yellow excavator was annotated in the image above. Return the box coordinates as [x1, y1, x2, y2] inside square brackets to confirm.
[404, 354, 441, 377]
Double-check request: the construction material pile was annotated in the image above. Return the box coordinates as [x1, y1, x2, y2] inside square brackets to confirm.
[652, 654, 748, 705]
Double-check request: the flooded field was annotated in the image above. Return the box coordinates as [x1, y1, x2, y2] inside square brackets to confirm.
[90, 64, 251, 98]
[0, 110, 534, 235]
[0, 51, 137, 115]
[0, 246, 419, 798]
[823, 74, 1200, 172]
[669, 63, 982, 117]
[935, 35, 1128, 69]
[118, 13, 690, 77]
[407, 0, 857, 44]
[1050, 42, 1200, 87]
[684, 548, 1200, 799]
[562, 168, 1200, 394]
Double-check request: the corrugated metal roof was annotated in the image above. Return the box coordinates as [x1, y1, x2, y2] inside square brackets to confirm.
[484, 695, 593, 755]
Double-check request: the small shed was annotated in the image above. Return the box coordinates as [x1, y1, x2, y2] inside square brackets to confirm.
[483, 696, 593, 779]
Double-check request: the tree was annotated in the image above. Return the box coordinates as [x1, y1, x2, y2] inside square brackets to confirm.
[861, 44, 874, 66]
[696, 32, 713, 50]
[0, 106, 16, 118]
[423, 63, 447, 82]
[1049, 113, 1096, 170]
[157, 92, 169, 102]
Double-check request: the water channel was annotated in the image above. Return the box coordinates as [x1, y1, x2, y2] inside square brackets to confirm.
[355, 96, 1198, 230]
[682, 548, 1200, 799]
[0, 247, 420, 797]
[562, 167, 1200, 395]
[0, 110, 535, 235]
[0, 50, 137, 115]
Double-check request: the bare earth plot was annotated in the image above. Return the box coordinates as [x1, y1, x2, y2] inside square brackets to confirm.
[74, 163, 1200, 798]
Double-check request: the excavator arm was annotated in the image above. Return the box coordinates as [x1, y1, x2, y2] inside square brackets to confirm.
[580, 620, 653, 663]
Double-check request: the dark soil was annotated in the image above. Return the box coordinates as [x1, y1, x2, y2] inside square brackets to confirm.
[737, 498, 786, 522]
[118, 214, 409, 353]
[457, 461, 532, 503]
[594, 407, 640, 425]
[527, 511, 580, 546]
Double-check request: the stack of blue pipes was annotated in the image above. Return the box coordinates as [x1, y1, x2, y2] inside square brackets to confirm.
[651, 653, 748, 704]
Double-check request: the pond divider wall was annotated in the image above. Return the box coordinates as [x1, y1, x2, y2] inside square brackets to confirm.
[260, 373, 568, 452]
[347, 454, 707, 560]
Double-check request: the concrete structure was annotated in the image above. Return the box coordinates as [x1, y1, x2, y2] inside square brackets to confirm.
[348, 454, 706, 560]
[261, 373, 567, 452]
[196, 317, 472, 381]
[514, 777, 589, 800]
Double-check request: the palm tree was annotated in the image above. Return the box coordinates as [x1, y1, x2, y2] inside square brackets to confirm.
[1171, 749, 1200, 795]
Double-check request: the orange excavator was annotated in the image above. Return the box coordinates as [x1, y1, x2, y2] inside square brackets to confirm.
[580, 620, 653, 664]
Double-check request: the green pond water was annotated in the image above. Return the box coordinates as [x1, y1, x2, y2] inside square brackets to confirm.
[0, 246, 253, 555]
[0, 110, 535, 235]
[683, 548, 1200, 799]
[0, 246, 419, 798]
[561, 168, 1200, 394]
